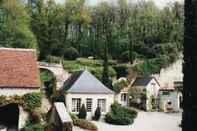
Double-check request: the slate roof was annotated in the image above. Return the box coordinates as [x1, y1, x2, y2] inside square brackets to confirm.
[54, 102, 72, 123]
[132, 77, 159, 87]
[0, 48, 40, 88]
[63, 70, 114, 94]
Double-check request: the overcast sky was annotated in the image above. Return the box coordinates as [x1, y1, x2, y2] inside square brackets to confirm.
[55, 0, 184, 8]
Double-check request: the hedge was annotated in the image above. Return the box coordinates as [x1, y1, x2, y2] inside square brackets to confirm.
[105, 102, 138, 125]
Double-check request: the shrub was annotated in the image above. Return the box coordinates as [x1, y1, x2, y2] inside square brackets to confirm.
[21, 123, 44, 131]
[93, 107, 101, 121]
[78, 104, 87, 119]
[105, 102, 137, 125]
[46, 55, 61, 63]
[23, 93, 42, 110]
[70, 113, 98, 131]
[119, 51, 130, 63]
[105, 112, 132, 125]
[113, 79, 128, 93]
[64, 47, 79, 60]
[113, 64, 129, 78]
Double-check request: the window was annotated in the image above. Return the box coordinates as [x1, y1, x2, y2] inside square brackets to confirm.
[121, 93, 127, 102]
[97, 99, 106, 112]
[162, 91, 170, 95]
[86, 98, 92, 112]
[72, 98, 81, 112]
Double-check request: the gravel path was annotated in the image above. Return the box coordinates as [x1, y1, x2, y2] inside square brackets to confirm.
[74, 112, 181, 131]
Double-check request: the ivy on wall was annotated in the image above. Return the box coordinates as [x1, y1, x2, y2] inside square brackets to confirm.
[0, 93, 42, 111]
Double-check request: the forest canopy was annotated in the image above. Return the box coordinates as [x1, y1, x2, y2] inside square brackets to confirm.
[0, 0, 183, 76]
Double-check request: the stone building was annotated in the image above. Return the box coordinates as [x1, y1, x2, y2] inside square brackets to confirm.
[0, 48, 40, 130]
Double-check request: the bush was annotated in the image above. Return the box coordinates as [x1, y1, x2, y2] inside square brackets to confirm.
[21, 123, 44, 131]
[119, 51, 130, 63]
[64, 47, 79, 60]
[74, 119, 97, 131]
[113, 79, 128, 93]
[46, 55, 61, 63]
[93, 107, 101, 121]
[113, 64, 129, 78]
[23, 93, 42, 110]
[105, 102, 137, 125]
[70, 113, 98, 131]
[78, 104, 87, 119]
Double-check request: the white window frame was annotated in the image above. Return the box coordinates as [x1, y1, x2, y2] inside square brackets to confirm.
[72, 98, 81, 112]
[86, 98, 92, 112]
[97, 99, 106, 112]
[121, 93, 127, 102]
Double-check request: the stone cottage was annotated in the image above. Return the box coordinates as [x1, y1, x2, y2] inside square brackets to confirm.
[62, 70, 114, 119]
[0, 48, 40, 130]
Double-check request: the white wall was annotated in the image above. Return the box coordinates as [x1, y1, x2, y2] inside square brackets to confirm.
[65, 93, 114, 119]
[159, 91, 181, 112]
[153, 59, 183, 88]
[0, 88, 40, 96]
[116, 92, 128, 107]
[146, 79, 161, 111]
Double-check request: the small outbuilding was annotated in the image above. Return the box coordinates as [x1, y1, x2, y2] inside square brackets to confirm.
[158, 87, 182, 112]
[62, 70, 114, 119]
[131, 77, 161, 111]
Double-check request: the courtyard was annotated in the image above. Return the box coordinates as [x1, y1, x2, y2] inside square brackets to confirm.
[74, 112, 181, 131]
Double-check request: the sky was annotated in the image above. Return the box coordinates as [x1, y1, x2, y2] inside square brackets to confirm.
[55, 0, 184, 9]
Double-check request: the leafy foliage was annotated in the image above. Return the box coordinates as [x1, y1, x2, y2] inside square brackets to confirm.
[1, 0, 183, 75]
[105, 102, 137, 125]
[113, 79, 128, 93]
[64, 47, 79, 60]
[0, 0, 37, 48]
[70, 113, 98, 131]
[23, 93, 42, 110]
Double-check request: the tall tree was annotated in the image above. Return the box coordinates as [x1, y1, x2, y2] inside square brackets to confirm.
[182, 0, 197, 131]
[0, 0, 37, 48]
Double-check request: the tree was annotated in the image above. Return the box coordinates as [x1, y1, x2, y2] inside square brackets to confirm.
[29, 0, 49, 59]
[78, 104, 87, 119]
[0, 0, 37, 48]
[93, 107, 101, 121]
[182, 0, 197, 130]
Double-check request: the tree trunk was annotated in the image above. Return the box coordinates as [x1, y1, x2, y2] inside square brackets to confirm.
[182, 0, 197, 131]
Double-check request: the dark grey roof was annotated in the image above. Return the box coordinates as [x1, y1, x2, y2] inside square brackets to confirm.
[63, 70, 114, 94]
[132, 77, 155, 86]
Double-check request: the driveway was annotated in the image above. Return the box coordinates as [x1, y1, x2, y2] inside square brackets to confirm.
[74, 112, 182, 131]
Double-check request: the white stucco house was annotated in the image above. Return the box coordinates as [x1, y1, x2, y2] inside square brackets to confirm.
[114, 77, 131, 107]
[0, 48, 40, 130]
[131, 77, 161, 111]
[62, 70, 114, 119]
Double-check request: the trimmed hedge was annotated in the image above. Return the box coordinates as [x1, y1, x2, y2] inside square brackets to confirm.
[78, 104, 87, 119]
[105, 102, 137, 125]
[93, 107, 101, 121]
